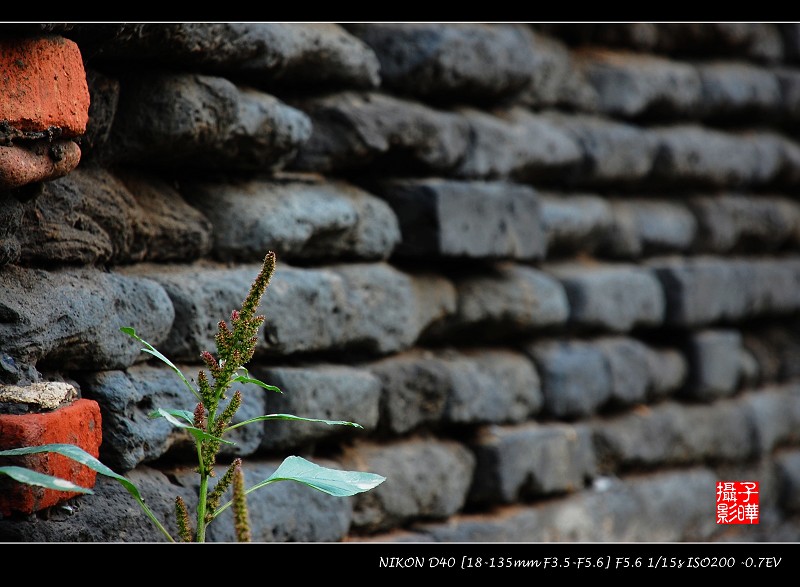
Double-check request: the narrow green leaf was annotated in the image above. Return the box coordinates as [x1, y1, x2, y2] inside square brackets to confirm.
[0, 466, 93, 493]
[148, 408, 195, 425]
[231, 375, 282, 393]
[121, 327, 201, 402]
[149, 408, 235, 445]
[225, 413, 363, 433]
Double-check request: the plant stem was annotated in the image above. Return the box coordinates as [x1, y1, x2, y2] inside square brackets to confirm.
[196, 473, 209, 543]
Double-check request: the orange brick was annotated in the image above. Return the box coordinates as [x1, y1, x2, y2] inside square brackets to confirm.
[0, 36, 90, 137]
[0, 399, 102, 516]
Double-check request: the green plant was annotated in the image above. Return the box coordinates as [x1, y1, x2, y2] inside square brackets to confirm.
[0, 251, 385, 542]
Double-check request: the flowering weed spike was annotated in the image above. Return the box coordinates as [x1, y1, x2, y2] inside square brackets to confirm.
[233, 461, 251, 542]
[176, 496, 193, 542]
[205, 459, 240, 524]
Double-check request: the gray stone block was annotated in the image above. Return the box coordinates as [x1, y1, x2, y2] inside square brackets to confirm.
[428, 263, 569, 341]
[120, 261, 451, 360]
[526, 339, 612, 418]
[776, 449, 800, 512]
[367, 348, 542, 434]
[455, 107, 582, 181]
[652, 23, 784, 63]
[84, 23, 380, 89]
[688, 194, 800, 253]
[602, 199, 697, 258]
[181, 175, 400, 262]
[344, 23, 536, 102]
[13, 168, 210, 266]
[742, 321, 800, 383]
[290, 91, 470, 174]
[341, 439, 476, 533]
[649, 256, 800, 327]
[104, 73, 311, 171]
[542, 112, 659, 185]
[81, 363, 267, 472]
[646, 347, 689, 400]
[409, 468, 718, 542]
[468, 422, 596, 504]
[0, 265, 174, 381]
[81, 68, 119, 160]
[546, 261, 665, 332]
[683, 329, 742, 401]
[743, 383, 800, 455]
[594, 336, 656, 406]
[539, 192, 614, 256]
[516, 29, 599, 110]
[775, 66, 800, 120]
[697, 62, 782, 119]
[0, 195, 22, 266]
[576, 48, 702, 118]
[371, 178, 546, 260]
[253, 364, 380, 451]
[650, 125, 785, 188]
[592, 399, 756, 469]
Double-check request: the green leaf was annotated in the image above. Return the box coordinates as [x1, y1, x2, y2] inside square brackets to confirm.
[231, 375, 282, 393]
[149, 408, 195, 425]
[212, 456, 386, 520]
[225, 413, 364, 433]
[0, 444, 175, 542]
[253, 456, 385, 496]
[121, 327, 201, 402]
[149, 408, 235, 445]
[0, 465, 93, 493]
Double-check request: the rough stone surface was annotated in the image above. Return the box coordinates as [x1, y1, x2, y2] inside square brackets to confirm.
[0, 265, 174, 381]
[289, 91, 470, 174]
[468, 422, 596, 504]
[0, 35, 89, 136]
[543, 112, 659, 186]
[594, 336, 659, 406]
[682, 329, 743, 401]
[575, 48, 702, 118]
[455, 107, 583, 181]
[341, 439, 476, 533]
[121, 261, 451, 360]
[427, 263, 569, 341]
[697, 62, 782, 120]
[648, 256, 800, 327]
[546, 261, 665, 332]
[367, 348, 542, 435]
[602, 199, 697, 258]
[525, 339, 612, 419]
[0, 140, 81, 191]
[0, 399, 101, 516]
[371, 178, 546, 260]
[85, 23, 381, 90]
[345, 23, 537, 102]
[539, 192, 614, 256]
[80, 364, 267, 472]
[775, 449, 800, 512]
[688, 194, 800, 253]
[253, 364, 381, 451]
[0, 381, 78, 413]
[103, 73, 312, 171]
[80, 69, 119, 159]
[181, 175, 399, 262]
[14, 167, 212, 266]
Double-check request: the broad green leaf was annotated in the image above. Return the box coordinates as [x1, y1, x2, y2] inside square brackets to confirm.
[252, 456, 385, 496]
[149, 408, 234, 445]
[0, 465, 93, 493]
[212, 456, 386, 520]
[0, 444, 174, 542]
[121, 327, 201, 402]
[225, 413, 363, 432]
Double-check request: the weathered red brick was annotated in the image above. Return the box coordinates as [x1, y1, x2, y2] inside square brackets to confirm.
[0, 139, 81, 190]
[0, 36, 90, 137]
[0, 399, 102, 516]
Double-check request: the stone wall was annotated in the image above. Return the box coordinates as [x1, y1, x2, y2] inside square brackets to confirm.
[1, 22, 800, 542]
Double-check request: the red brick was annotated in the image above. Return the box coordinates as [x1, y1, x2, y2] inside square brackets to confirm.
[0, 399, 102, 516]
[0, 36, 90, 137]
[0, 139, 81, 190]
